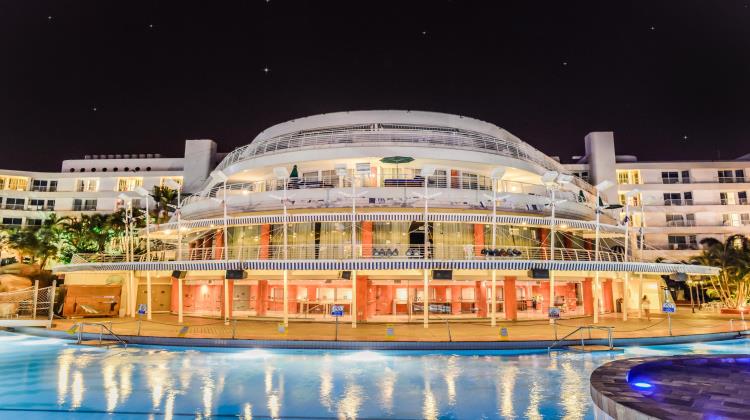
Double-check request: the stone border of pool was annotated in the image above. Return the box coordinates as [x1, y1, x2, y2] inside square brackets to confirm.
[6, 326, 747, 350]
[590, 354, 750, 420]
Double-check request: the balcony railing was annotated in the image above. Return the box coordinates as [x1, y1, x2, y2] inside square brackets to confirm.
[213, 122, 596, 195]
[665, 220, 697, 227]
[72, 244, 627, 264]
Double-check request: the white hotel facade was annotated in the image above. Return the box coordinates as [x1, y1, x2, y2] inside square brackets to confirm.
[0, 111, 732, 324]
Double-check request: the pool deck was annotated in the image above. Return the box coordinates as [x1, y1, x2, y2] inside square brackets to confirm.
[8, 310, 749, 350]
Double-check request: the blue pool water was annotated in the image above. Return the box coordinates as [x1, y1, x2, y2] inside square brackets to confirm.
[0, 332, 748, 419]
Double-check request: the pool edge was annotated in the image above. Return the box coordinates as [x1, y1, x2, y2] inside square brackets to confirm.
[5, 327, 747, 350]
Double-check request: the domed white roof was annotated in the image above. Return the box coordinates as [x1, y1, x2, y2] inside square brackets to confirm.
[252, 110, 523, 144]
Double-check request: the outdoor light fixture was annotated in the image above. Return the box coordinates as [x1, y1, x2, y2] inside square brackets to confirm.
[541, 170, 559, 185]
[632, 382, 653, 389]
[273, 167, 289, 179]
[595, 180, 614, 191]
[490, 167, 506, 180]
[420, 165, 437, 177]
[211, 169, 228, 182]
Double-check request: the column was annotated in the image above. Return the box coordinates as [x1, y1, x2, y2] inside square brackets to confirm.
[583, 277, 594, 316]
[539, 281, 550, 314]
[450, 285, 462, 315]
[603, 279, 614, 313]
[473, 224, 484, 257]
[260, 224, 271, 259]
[490, 270, 497, 326]
[475, 280, 487, 317]
[146, 271, 152, 320]
[287, 285, 298, 314]
[356, 275, 368, 322]
[283, 270, 289, 326]
[256, 280, 268, 316]
[423, 270, 430, 328]
[178, 277, 184, 323]
[361, 221, 373, 258]
[504, 276, 517, 321]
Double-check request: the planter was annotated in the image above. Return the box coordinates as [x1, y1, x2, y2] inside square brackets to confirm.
[720, 307, 750, 315]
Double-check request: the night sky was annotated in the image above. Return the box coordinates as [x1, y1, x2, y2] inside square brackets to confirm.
[1, 1, 749, 171]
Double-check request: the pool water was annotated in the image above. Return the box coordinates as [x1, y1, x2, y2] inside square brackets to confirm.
[0, 332, 748, 419]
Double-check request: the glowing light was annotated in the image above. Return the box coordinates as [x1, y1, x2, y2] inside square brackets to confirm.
[200, 285, 209, 296]
[633, 382, 652, 389]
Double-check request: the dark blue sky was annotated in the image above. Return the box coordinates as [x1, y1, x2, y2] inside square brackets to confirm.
[1, 1, 749, 170]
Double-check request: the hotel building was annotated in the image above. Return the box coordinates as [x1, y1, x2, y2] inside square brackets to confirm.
[0, 111, 727, 325]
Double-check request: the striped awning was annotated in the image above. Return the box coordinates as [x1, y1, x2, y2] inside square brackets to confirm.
[148, 212, 625, 234]
[53, 258, 718, 276]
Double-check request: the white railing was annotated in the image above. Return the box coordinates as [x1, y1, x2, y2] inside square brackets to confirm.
[102, 244, 626, 263]
[212, 123, 595, 194]
[0, 284, 56, 320]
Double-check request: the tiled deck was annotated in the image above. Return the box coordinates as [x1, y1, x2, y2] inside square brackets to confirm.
[590, 355, 750, 419]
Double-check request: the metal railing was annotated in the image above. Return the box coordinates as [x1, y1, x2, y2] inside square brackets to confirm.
[547, 325, 614, 352]
[73, 244, 627, 264]
[183, 175, 588, 207]
[0, 283, 56, 321]
[75, 321, 128, 347]
[212, 122, 596, 194]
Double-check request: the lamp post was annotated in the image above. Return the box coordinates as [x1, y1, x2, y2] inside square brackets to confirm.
[211, 170, 231, 325]
[118, 193, 138, 317]
[622, 188, 640, 321]
[417, 166, 439, 328]
[541, 171, 573, 322]
[272, 167, 290, 327]
[638, 197, 646, 318]
[593, 180, 615, 324]
[134, 187, 153, 321]
[485, 167, 506, 327]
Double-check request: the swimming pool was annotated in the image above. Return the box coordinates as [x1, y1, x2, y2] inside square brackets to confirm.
[0, 332, 748, 419]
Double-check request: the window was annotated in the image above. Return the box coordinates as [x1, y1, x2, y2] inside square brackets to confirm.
[29, 199, 45, 210]
[720, 192, 747, 205]
[160, 177, 183, 189]
[683, 192, 693, 205]
[76, 178, 99, 192]
[46, 200, 55, 211]
[666, 214, 695, 227]
[661, 171, 680, 184]
[723, 213, 750, 227]
[619, 192, 641, 206]
[574, 171, 590, 183]
[31, 180, 50, 192]
[663, 193, 681, 206]
[617, 170, 641, 185]
[0, 176, 29, 191]
[668, 235, 697, 250]
[681, 170, 691, 184]
[461, 172, 479, 190]
[117, 177, 143, 192]
[73, 199, 97, 211]
[718, 169, 746, 183]
[5, 198, 25, 210]
[1, 217, 22, 226]
[26, 218, 42, 227]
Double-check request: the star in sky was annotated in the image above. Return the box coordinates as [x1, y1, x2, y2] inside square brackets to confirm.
[47, 16, 53, 21]
[422, 30, 427, 35]
[650, 26, 655, 31]
[149, 24, 154, 29]
[92, 107, 98, 112]
[683, 135, 688, 140]
[263, 67, 270, 74]
[562, 61, 568, 66]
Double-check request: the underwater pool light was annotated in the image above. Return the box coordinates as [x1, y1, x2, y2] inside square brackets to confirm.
[632, 382, 652, 389]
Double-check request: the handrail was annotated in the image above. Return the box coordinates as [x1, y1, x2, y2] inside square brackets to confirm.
[212, 122, 596, 195]
[76, 321, 128, 347]
[87, 244, 627, 264]
[547, 325, 614, 352]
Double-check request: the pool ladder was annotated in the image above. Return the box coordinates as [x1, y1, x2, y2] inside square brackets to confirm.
[75, 321, 128, 347]
[547, 325, 614, 353]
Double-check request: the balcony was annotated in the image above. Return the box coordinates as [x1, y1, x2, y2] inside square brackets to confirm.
[663, 199, 694, 206]
[72, 205, 98, 211]
[665, 220, 697, 227]
[73, 244, 628, 264]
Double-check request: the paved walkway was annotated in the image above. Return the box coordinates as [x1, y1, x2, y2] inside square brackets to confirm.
[49, 310, 750, 342]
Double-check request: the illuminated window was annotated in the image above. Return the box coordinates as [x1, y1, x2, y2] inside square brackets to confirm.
[117, 177, 143, 192]
[0, 176, 29, 191]
[76, 178, 99, 192]
[616, 170, 641, 185]
[160, 177, 183, 188]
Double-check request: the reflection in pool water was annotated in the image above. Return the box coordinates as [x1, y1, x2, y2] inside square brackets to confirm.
[0, 332, 748, 419]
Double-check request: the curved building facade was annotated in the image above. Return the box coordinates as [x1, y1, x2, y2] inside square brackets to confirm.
[54, 111, 718, 326]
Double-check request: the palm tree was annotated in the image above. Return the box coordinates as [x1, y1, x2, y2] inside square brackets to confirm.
[691, 235, 750, 309]
[150, 185, 178, 223]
